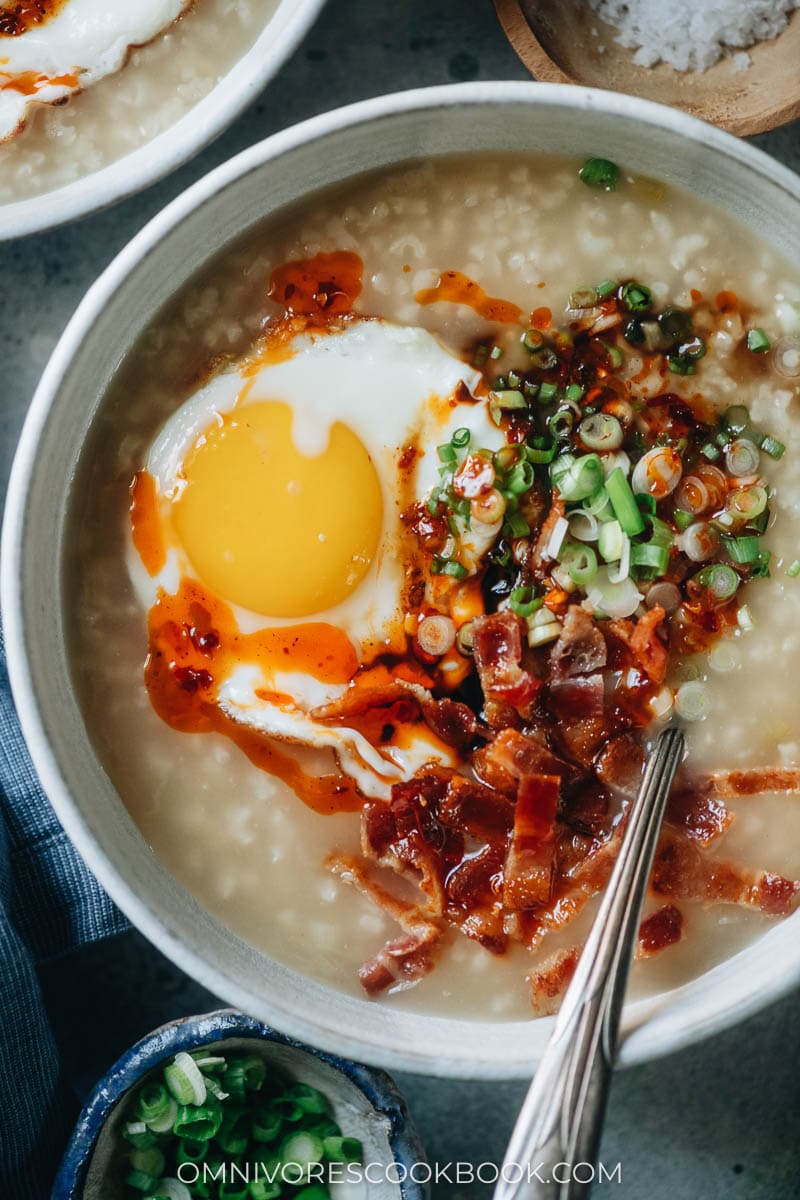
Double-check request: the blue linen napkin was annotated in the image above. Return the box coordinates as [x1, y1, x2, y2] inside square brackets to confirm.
[0, 625, 128, 1198]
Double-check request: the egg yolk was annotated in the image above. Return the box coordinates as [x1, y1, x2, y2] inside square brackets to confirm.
[172, 401, 383, 618]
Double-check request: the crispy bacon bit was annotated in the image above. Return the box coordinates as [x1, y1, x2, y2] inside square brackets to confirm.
[637, 904, 684, 958]
[503, 774, 560, 910]
[548, 674, 606, 720]
[629, 606, 669, 684]
[402, 500, 448, 551]
[595, 734, 645, 799]
[472, 611, 542, 713]
[422, 698, 486, 752]
[473, 728, 585, 805]
[528, 947, 580, 1015]
[550, 606, 607, 679]
[666, 782, 734, 846]
[651, 831, 800, 916]
[452, 454, 495, 499]
[439, 775, 515, 838]
[708, 767, 800, 798]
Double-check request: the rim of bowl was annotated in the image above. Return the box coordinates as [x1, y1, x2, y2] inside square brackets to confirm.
[0, 0, 326, 241]
[5, 81, 800, 1078]
[52, 1008, 426, 1200]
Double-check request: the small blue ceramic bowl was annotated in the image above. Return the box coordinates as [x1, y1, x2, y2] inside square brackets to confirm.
[52, 1009, 427, 1199]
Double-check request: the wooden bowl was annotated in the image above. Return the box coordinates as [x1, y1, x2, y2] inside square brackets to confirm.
[495, 0, 800, 136]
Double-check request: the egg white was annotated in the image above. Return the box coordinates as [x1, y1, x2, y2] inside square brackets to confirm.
[131, 318, 504, 798]
[0, 0, 191, 141]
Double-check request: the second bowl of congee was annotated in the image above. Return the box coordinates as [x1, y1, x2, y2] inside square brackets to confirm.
[60, 119, 800, 1043]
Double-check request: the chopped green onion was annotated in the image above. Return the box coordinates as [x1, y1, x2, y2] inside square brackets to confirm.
[700, 441, 721, 462]
[598, 519, 624, 562]
[746, 328, 771, 353]
[507, 459, 535, 494]
[490, 389, 527, 411]
[579, 412, 623, 451]
[787, 560, 800, 578]
[523, 379, 540, 400]
[324, 1135, 364, 1163]
[631, 542, 670, 576]
[506, 370, 522, 389]
[522, 328, 544, 353]
[538, 381, 558, 401]
[623, 318, 645, 346]
[675, 681, 710, 722]
[583, 486, 613, 518]
[677, 335, 706, 361]
[738, 604, 754, 631]
[595, 278, 618, 297]
[721, 405, 751, 436]
[218, 1179, 249, 1200]
[125, 1170, 159, 1193]
[561, 542, 598, 586]
[489, 345, 503, 360]
[248, 1180, 282, 1200]
[504, 511, 531, 538]
[123, 1122, 158, 1150]
[725, 438, 760, 477]
[636, 492, 657, 516]
[431, 556, 468, 580]
[673, 509, 693, 532]
[130, 1146, 166, 1178]
[723, 535, 761, 564]
[173, 1099, 223, 1141]
[565, 382, 585, 402]
[603, 341, 624, 368]
[524, 443, 557, 464]
[606, 467, 646, 536]
[667, 354, 696, 376]
[726, 484, 768, 522]
[569, 287, 598, 309]
[657, 307, 692, 343]
[548, 408, 575, 439]
[551, 453, 605, 502]
[177, 1137, 209, 1164]
[529, 345, 559, 371]
[437, 442, 457, 464]
[451, 427, 471, 448]
[646, 515, 675, 548]
[621, 281, 652, 313]
[509, 586, 543, 618]
[751, 548, 772, 578]
[280, 1131, 325, 1182]
[760, 434, 786, 460]
[579, 157, 620, 191]
[286, 1084, 329, 1116]
[694, 563, 739, 602]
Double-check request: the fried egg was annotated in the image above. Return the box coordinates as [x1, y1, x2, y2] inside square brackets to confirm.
[130, 318, 504, 798]
[0, 0, 191, 142]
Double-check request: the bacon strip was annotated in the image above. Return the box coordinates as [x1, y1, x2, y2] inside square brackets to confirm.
[651, 831, 800, 916]
[503, 774, 560, 910]
[327, 853, 443, 995]
[358, 929, 442, 995]
[473, 726, 584, 796]
[421, 697, 487, 752]
[708, 767, 800, 798]
[528, 903, 684, 1013]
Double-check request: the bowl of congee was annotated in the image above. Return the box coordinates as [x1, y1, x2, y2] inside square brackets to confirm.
[5, 82, 800, 1078]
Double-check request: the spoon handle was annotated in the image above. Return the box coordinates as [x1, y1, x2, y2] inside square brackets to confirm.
[494, 726, 685, 1200]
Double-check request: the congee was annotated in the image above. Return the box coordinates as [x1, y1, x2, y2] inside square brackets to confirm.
[68, 154, 800, 1020]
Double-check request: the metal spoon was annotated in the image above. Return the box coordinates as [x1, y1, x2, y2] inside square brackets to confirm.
[494, 725, 685, 1200]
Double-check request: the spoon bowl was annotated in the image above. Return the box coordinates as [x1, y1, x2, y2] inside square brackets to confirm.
[495, 0, 800, 136]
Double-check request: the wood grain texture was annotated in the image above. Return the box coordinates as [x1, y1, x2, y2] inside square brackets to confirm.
[494, 0, 800, 136]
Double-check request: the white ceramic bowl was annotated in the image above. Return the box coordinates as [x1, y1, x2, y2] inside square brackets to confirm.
[0, 0, 325, 240]
[5, 82, 800, 1079]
